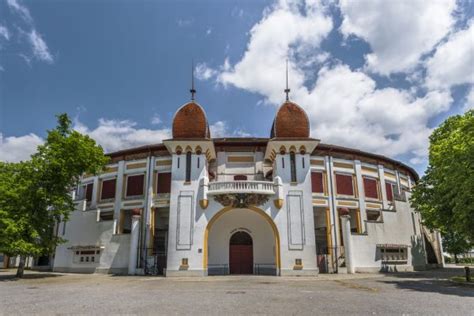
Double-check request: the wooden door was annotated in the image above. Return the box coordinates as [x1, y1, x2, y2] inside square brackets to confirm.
[229, 231, 253, 274]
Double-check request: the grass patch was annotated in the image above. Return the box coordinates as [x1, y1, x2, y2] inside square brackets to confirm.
[450, 276, 473, 283]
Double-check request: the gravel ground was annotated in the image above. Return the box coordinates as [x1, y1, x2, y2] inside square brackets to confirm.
[0, 267, 472, 315]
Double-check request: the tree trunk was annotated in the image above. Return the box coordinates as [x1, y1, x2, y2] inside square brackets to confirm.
[16, 255, 26, 278]
[454, 254, 459, 264]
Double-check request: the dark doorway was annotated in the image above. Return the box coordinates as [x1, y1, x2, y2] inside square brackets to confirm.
[229, 231, 253, 274]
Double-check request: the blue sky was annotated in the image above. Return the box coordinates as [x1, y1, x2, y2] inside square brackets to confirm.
[0, 0, 473, 175]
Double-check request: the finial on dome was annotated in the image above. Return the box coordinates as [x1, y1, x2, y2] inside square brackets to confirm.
[190, 59, 196, 101]
[284, 59, 290, 101]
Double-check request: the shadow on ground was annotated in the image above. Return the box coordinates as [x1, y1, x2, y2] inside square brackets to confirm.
[378, 268, 474, 298]
[0, 271, 62, 282]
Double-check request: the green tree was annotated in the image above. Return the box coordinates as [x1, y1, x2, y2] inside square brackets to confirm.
[411, 110, 474, 252]
[442, 231, 471, 263]
[0, 114, 108, 277]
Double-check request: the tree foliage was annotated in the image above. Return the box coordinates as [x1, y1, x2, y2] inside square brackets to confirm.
[411, 110, 474, 249]
[0, 114, 108, 276]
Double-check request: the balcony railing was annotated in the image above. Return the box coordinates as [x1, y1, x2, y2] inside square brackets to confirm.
[208, 180, 275, 195]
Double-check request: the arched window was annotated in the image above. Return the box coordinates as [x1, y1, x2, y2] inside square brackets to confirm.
[185, 151, 192, 182]
[290, 152, 297, 183]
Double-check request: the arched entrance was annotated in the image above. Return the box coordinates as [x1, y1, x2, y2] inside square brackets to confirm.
[229, 231, 253, 274]
[204, 207, 280, 276]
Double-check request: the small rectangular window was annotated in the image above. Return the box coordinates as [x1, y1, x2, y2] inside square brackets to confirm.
[126, 174, 144, 197]
[367, 210, 382, 222]
[120, 210, 133, 234]
[290, 153, 297, 182]
[385, 182, 395, 201]
[99, 211, 114, 221]
[311, 172, 324, 193]
[101, 178, 116, 200]
[335, 174, 354, 196]
[185, 152, 192, 182]
[84, 183, 93, 202]
[363, 177, 379, 199]
[157, 172, 171, 194]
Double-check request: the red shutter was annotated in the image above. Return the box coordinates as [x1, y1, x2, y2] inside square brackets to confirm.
[126, 175, 144, 197]
[85, 183, 93, 201]
[385, 182, 394, 201]
[101, 179, 116, 200]
[336, 174, 354, 196]
[157, 173, 171, 194]
[363, 177, 378, 199]
[311, 172, 324, 193]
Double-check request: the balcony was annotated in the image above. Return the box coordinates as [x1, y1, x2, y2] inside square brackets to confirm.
[208, 180, 275, 195]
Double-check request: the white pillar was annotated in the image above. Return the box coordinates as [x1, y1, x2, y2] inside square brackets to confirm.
[341, 215, 355, 274]
[354, 160, 367, 232]
[128, 214, 141, 275]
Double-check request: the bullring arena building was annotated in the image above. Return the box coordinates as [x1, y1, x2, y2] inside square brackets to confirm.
[52, 90, 444, 276]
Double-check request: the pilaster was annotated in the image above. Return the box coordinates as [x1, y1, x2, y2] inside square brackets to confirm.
[354, 160, 367, 232]
[378, 164, 389, 210]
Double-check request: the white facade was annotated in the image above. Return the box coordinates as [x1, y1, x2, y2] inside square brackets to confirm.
[51, 95, 443, 276]
[52, 138, 443, 276]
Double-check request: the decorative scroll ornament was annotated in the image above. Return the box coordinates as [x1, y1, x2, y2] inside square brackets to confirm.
[213, 193, 270, 208]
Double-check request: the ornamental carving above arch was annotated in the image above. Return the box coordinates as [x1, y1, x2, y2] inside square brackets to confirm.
[213, 193, 270, 208]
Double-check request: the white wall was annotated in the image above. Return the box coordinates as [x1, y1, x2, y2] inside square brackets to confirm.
[54, 208, 130, 274]
[351, 199, 426, 272]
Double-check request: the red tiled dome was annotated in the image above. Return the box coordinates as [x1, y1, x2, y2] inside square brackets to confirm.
[172, 102, 210, 139]
[271, 101, 310, 138]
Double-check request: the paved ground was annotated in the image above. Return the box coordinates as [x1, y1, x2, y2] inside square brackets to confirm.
[0, 267, 473, 315]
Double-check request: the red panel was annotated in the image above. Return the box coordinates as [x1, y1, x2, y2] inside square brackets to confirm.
[311, 172, 324, 193]
[126, 175, 144, 197]
[363, 177, 378, 199]
[386, 182, 394, 201]
[157, 173, 171, 194]
[101, 179, 116, 200]
[229, 245, 253, 275]
[336, 174, 354, 196]
[85, 183, 93, 202]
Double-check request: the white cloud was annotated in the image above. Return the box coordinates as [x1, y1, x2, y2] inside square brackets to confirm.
[195, 63, 218, 80]
[209, 121, 227, 137]
[73, 118, 171, 153]
[205, 0, 456, 165]
[4, 1, 55, 66]
[209, 121, 252, 138]
[297, 65, 452, 162]
[206, 28, 212, 36]
[0, 118, 172, 162]
[28, 30, 54, 63]
[150, 114, 162, 125]
[0, 133, 43, 162]
[217, 0, 333, 105]
[425, 22, 474, 89]
[6, 0, 33, 24]
[0, 25, 10, 40]
[464, 88, 474, 112]
[339, 0, 457, 75]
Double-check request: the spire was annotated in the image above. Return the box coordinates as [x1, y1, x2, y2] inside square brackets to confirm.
[190, 59, 196, 101]
[284, 59, 290, 101]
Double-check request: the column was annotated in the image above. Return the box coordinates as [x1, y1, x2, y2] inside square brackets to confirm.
[340, 214, 355, 274]
[354, 160, 367, 232]
[90, 176, 100, 209]
[113, 161, 125, 234]
[128, 210, 141, 275]
[378, 164, 389, 210]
